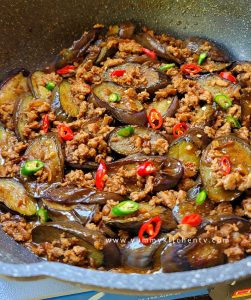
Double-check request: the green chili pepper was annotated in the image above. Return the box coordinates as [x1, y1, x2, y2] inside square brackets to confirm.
[226, 115, 241, 129]
[160, 63, 176, 71]
[112, 200, 139, 217]
[198, 52, 207, 65]
[117, 126, 134, 137]
[36, 208, 49, 223]
[45, 82, 56, 91]
[21, 160, 45, 176]
[108, 93, 121, 102]
[213, 94, 232, 109]
[195, 189, 207, 205]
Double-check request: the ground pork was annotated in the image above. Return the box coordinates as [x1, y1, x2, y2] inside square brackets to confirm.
[118, 39, 143, 53]
[76, 60, 103, 84]
[63, 170, 95, 188]
[235, 126, 250, 141]
[242, 198, 251, 218]
[149, 189, 187, 209]
[183, 162, 198, 178]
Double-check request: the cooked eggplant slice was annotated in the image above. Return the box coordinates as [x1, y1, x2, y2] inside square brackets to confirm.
[122, 235, 166, 269]
[20, 133, 64, 198]
[14, 92, 34, 140]
[32, 221, 121, 268]
[108, 126, 168, 156]
[103, 63, 170, 94]
[119, 22, 136, 39]
[184, 37, 230, 62]
[134, 32, 184, 64]
[44, 186, 124, 205]
[146, 96, 179, 118]
[239, 89, 251, 127]
[191, 104, 215, 128]
[106, 154, 183, 192]
[105, 202, 177, 232]
[168, 128, 210, 172]
[0, 178, 36, 216]
[42, 200, 98, 225]
[28, 71, 52, 100]
[200, 135, 251, 202]
[51, 80, 79, 122]
[92, 81, 147, 125]
[161, 241, 224, 273]
[200, 61, 232, 73]
[0, 125, 17, 167]
[197, 74, 240, 98]
[95, 44, 117, 65]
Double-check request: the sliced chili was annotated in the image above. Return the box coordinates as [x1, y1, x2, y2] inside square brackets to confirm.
[181, 213, 202, 227]
[160, 63, 175, 71]
[36, 208, 49, 223]
[195, 189, 207, 205]
[142, 48, 156, 60]
[56, 65, 76, 75]
[108, 93, 121, 102]
[148, 108, 163, 129]
[137, 161, 156, 177]
[220, 156, 231, 176]
[112, 200, 139, 217]
[117, 126, 134, 137]
[138, 216, 162, 245]
[111, 69, 126, 77]
[21, 160, 45, 176]
[45, 82, 56, 91]
[226, 115, 241, 129]
[58, 124, 74, 141]
[181, 64, 202, 75]
[198, 52, 207, 65]
[219, 72, 236, 83]
[95, 160, 107, 190]
[172, 122, 188, 138]
[42, 114, 49, 133]
[213, 94, 232, 109]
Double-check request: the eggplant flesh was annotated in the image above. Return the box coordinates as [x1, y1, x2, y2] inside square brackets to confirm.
[108, 126, 168, 156]
[240, 89, 251, 127]
[106, 202, 177, 232]
[106, 154, 183, 192]
[92, 81, 147, 126]
[200, 135, 251, 202]
[44, 185, 124, 205]
[191, 105, 215, 128]
[20, 133, 64, 198]
[28, 71, 52, 100]
[119, 22, 136, 39]
[103, 63, 171, 94]
[0, 178, 36, 216]
[146, 96, 179, 118]
[32, 221, 121, 268]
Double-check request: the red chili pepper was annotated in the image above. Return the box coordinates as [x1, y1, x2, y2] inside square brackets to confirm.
[42, 114, 49, 133]
[56, 65, 76, 75]
[142, 48, 157, 60]
[95, 160, 107, 190]
[57, 124, 74, 141]
[181, 64, 202, 75]
[148, 109, 163, 129]
[181, 213, 202, 227]
[220, 156, 231, 176]
[138, 216, 162, 245]
[219, 72, 236, 83]
[111, 69, 126, 77]
[137, 161, 156, 177]
[172, 122, 188, 138]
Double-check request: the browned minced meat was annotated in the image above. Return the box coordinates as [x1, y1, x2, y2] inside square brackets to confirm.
[232, 63, 251, 87]
[63, 170, 95, 188]
[31, 233, 91, 267]
[149, 190, 187, 209]
[0, 213, 33, 242]
[202, 223, 251, 263]
[65, 115, 113, 165]
[0, 134, 27, 177]
[76, 60, 103, 84]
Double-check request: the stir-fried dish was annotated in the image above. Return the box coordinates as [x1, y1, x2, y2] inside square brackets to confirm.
[0, 22, 251, 273]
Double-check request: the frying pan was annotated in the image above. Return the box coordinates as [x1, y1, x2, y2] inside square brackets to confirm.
[0, 0, 251, 295]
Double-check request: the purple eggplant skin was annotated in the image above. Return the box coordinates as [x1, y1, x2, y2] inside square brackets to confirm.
[161, 241, 225, 273]
[103, 63, 171, 94]
[106, 154, 183, 192]
[134, 32, 184, 64]
[240, 89, 251, 127]
[45, 29, 101, 72]
[231, 61, 251, 88]
[92, 82, 147, 126]
[0, 68, 29, 88]
[44, 186, 124, 205]
[32, 221, 121, 268]
[122, 235, 166, 269]
[106, 202, 177, 233]
[119, 22, 136, 39]
[184, 37, 230, 62]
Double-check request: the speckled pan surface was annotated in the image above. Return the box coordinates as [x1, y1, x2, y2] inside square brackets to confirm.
[0, 0, 251, 292]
